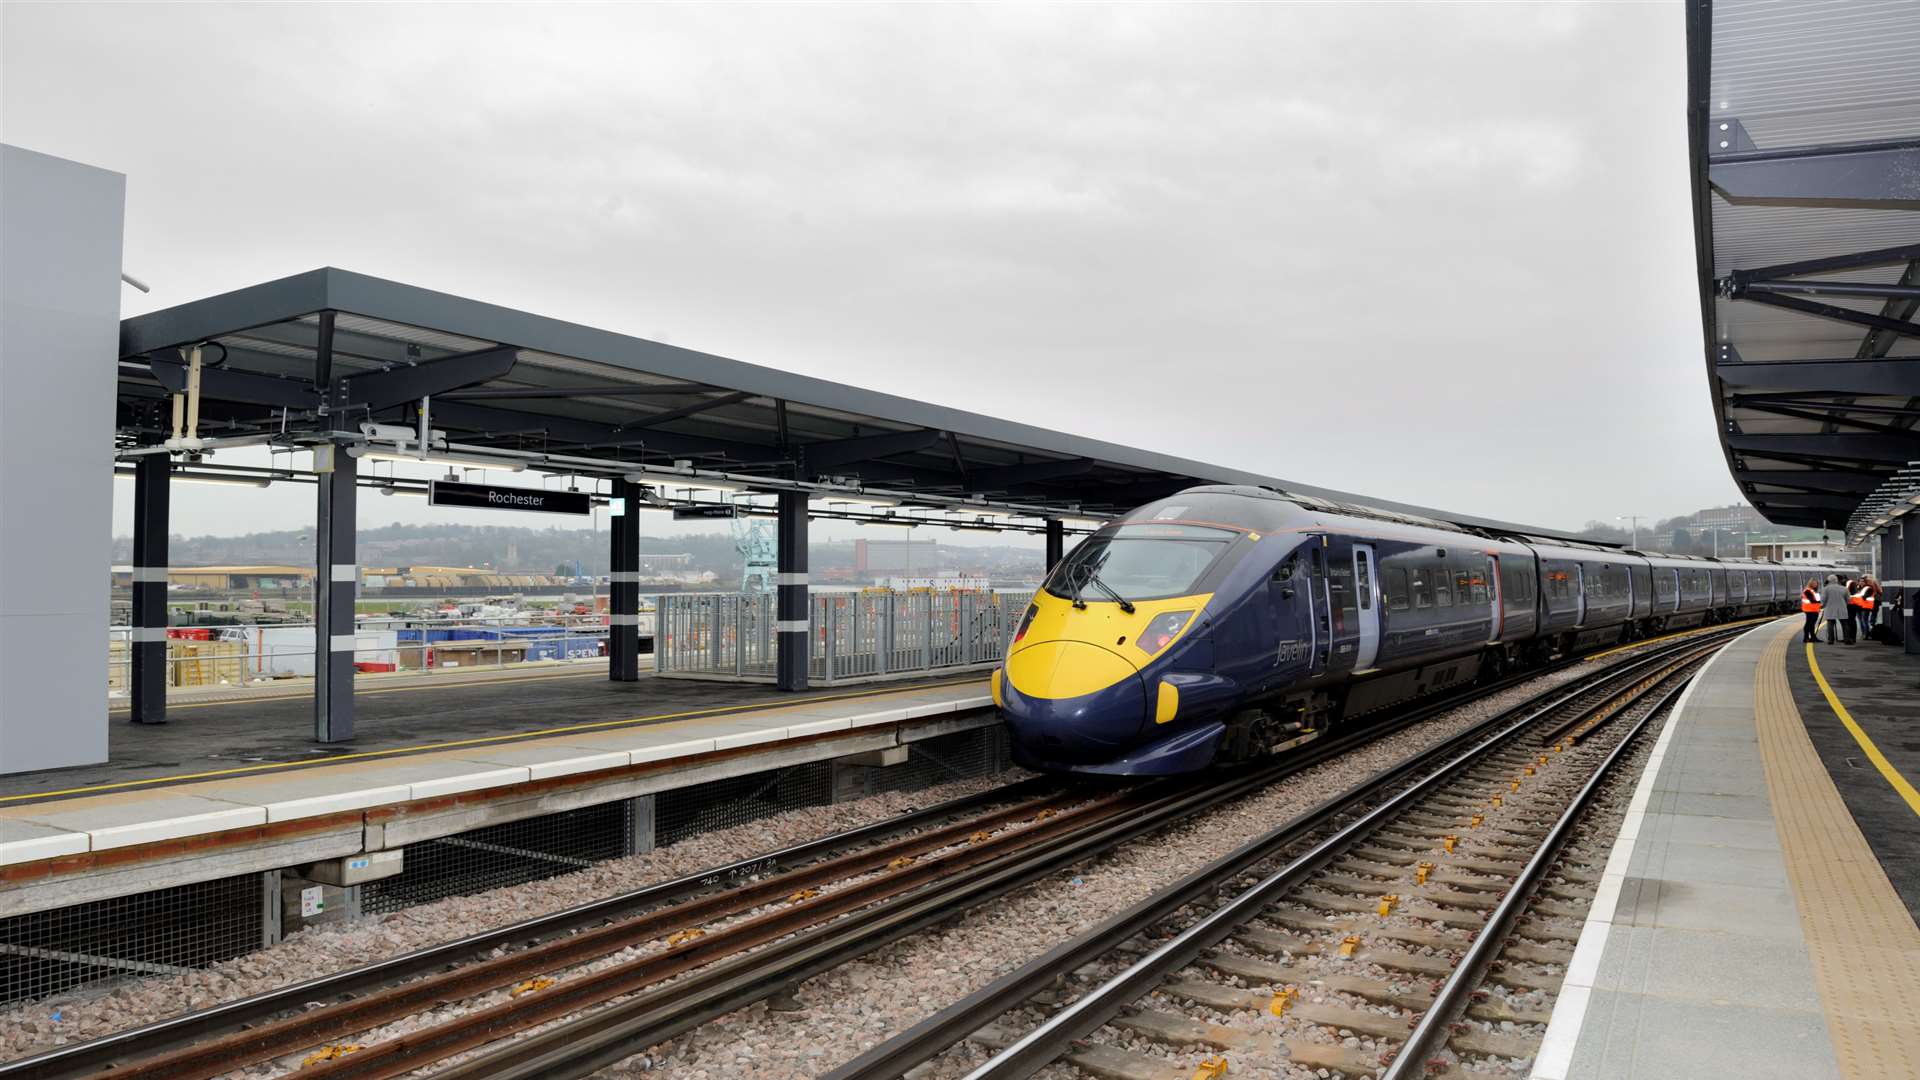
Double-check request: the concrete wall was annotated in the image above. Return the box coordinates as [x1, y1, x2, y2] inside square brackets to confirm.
[0, 145, 125, 773]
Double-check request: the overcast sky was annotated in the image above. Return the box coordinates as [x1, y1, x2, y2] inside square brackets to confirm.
[2, 2, 1736, 546]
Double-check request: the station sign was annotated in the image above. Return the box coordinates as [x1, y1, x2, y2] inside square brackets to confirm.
[429, 480, 591, 516]
[673, 505, 737, 520]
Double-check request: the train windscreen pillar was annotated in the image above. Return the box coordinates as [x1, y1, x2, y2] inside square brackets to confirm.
[1045, 518, 1065, 571]
[609, 478, 642, 681]
[776, 490, 809, 690]
[129, 454, 169, 724]
[314, 445, 357, 742]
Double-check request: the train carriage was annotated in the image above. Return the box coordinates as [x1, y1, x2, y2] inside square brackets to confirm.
[998, 485, 1839, 777]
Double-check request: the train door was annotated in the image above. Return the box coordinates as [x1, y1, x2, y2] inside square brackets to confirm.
[1485, 554, 1504, 641]
[1352, 545, 1380, 671]
[1307, 541, 1330, 675]
[1574, 564, 1588, 627]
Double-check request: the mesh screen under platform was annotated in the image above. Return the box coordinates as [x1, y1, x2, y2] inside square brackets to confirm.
[655, 760, 834, 848]
[360, 800, 631, 915]
[0, 873, 262, 1006]
[873, 726, 1011, 794]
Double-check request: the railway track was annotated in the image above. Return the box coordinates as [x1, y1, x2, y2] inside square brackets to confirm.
[825, 625, 1740, 1080]
[4, 622, 1751, 1080]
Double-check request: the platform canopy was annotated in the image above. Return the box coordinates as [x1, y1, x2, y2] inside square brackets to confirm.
[1687, 0, 1920, 534]
[118, 266, 1592, 541]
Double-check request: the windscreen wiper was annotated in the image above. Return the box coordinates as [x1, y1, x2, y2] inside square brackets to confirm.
[1086, 572, 1136, 613]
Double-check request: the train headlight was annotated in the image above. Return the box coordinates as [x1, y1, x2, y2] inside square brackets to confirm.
[1013, 604, 1039, 644]
[1137, 611, 1193, 657]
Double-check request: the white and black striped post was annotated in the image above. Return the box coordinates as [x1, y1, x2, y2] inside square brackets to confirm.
[609, 477, 643, 681]
[313, 444, 358, 742]
[129, 453, 170, 724]
[776, 490, 809, 690]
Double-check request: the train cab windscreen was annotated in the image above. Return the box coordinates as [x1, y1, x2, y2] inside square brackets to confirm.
[1045, 524, 1238, 603]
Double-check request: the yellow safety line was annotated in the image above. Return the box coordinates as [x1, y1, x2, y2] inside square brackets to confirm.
[106, 667, 606, 714]
[1805, 643, 1920, 818]
[1, 676, 987, 805]
[1582, 615, 1777, 662]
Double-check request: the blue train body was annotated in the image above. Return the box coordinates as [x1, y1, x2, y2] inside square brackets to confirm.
[997, 486, 1826, 776]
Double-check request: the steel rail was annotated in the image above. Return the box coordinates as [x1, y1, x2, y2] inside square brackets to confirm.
[17, 655, 1566, 1080]
[1380, 674, 1693, 1079]
[831, 628, 1742, 1080]
[2, 775, 1064, 1079]
[463, 630, 1742, 1080]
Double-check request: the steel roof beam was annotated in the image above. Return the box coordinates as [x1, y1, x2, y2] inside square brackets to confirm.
[340, 346, 519, 412]
[970, 457, 1096, 490]
[1741, 281, 1920, 302]
[437, 382, 713, 400]
[1730, 290, 1920, 339]
[147, 353, 318, 410]
[1728, 243, 1920, 283]
[1715, 357, 1920, 396]
[1732, 401, 1918, 438]
[426, 400, 770, 461]
[1709, 137, 1920, 206]
[1726, 432, 1920, 466]
[616, 390, 755, 432]
[800, 428, 945, 475]
[1745, 492, 1861, 512]
[1733, 470, 1882, 495]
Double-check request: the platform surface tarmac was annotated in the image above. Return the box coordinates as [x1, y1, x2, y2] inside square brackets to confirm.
[0, 670, 976, 806]
[1534, 619, 1920, 1080]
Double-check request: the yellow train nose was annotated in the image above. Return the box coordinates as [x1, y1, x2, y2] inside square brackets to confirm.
[1006, 639, 1137, 700]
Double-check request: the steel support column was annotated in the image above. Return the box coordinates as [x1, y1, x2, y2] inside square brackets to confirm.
[1905, 521, 1920, 656]
[1045, 519, 1065, 571]
[609, 478, 642, 681]
[314, 446, 357, 742]
[776, 490, 809, 691]
[129, 454, 170, 724]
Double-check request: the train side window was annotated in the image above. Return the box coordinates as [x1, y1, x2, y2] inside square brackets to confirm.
[1355, 556, 1372, 610]
[1274, 557, 1294, 582]
[1385, 568, 1410, 611]
[1412, 569, 1433, 609]
[1434, 567, 1453, 607]
[1455, 569, 1475, 604]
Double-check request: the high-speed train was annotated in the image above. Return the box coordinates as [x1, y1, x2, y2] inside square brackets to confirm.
[993, 486, 1831, 776]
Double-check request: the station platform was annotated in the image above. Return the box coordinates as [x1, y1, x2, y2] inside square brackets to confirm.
[0, 672, 993, 918]
[1533, 618, 1920, 1080]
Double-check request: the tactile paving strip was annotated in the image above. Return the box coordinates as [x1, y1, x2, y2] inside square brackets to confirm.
[1753, 623, 1920, 1077]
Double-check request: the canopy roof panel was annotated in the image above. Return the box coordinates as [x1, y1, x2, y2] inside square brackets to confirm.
[119, 266, 1593, 541]
[1688, 0, 1920, 532]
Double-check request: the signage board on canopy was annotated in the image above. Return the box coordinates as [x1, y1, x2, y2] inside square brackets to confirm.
[429, 480, 591, 516]
[673, 505, 738, 520]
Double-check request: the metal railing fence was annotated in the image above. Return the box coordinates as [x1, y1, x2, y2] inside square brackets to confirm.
[106, 611, 642, 696]
[655, 589, 1032, 684]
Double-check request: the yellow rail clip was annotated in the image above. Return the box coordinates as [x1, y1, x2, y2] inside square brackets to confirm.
[1525, 765, 1537, 776]
[666, 927, 707, 947]
[1442, 835, 1458, 853]
[1510, 779, 1522, 793]
[1538, 754, 1550, 766]
[1269, 986, 1300, 1016]
[1032, 807, 1058, 822]
[301, 1044, 362, 1067]
[887, 855, 918, 870]
[1338, 934, 1362, 957]
[1490, 794, 1503, 808]
[1470, 813, 1484, 829]
[1377, 894, 1399, 917]
[1416, 861, 1434, 885]
[510, 977, 555, 997]
[968, 830, 993, 845]
[1192, 1057, 1229, 1080]
[788, 887, 820, 904]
